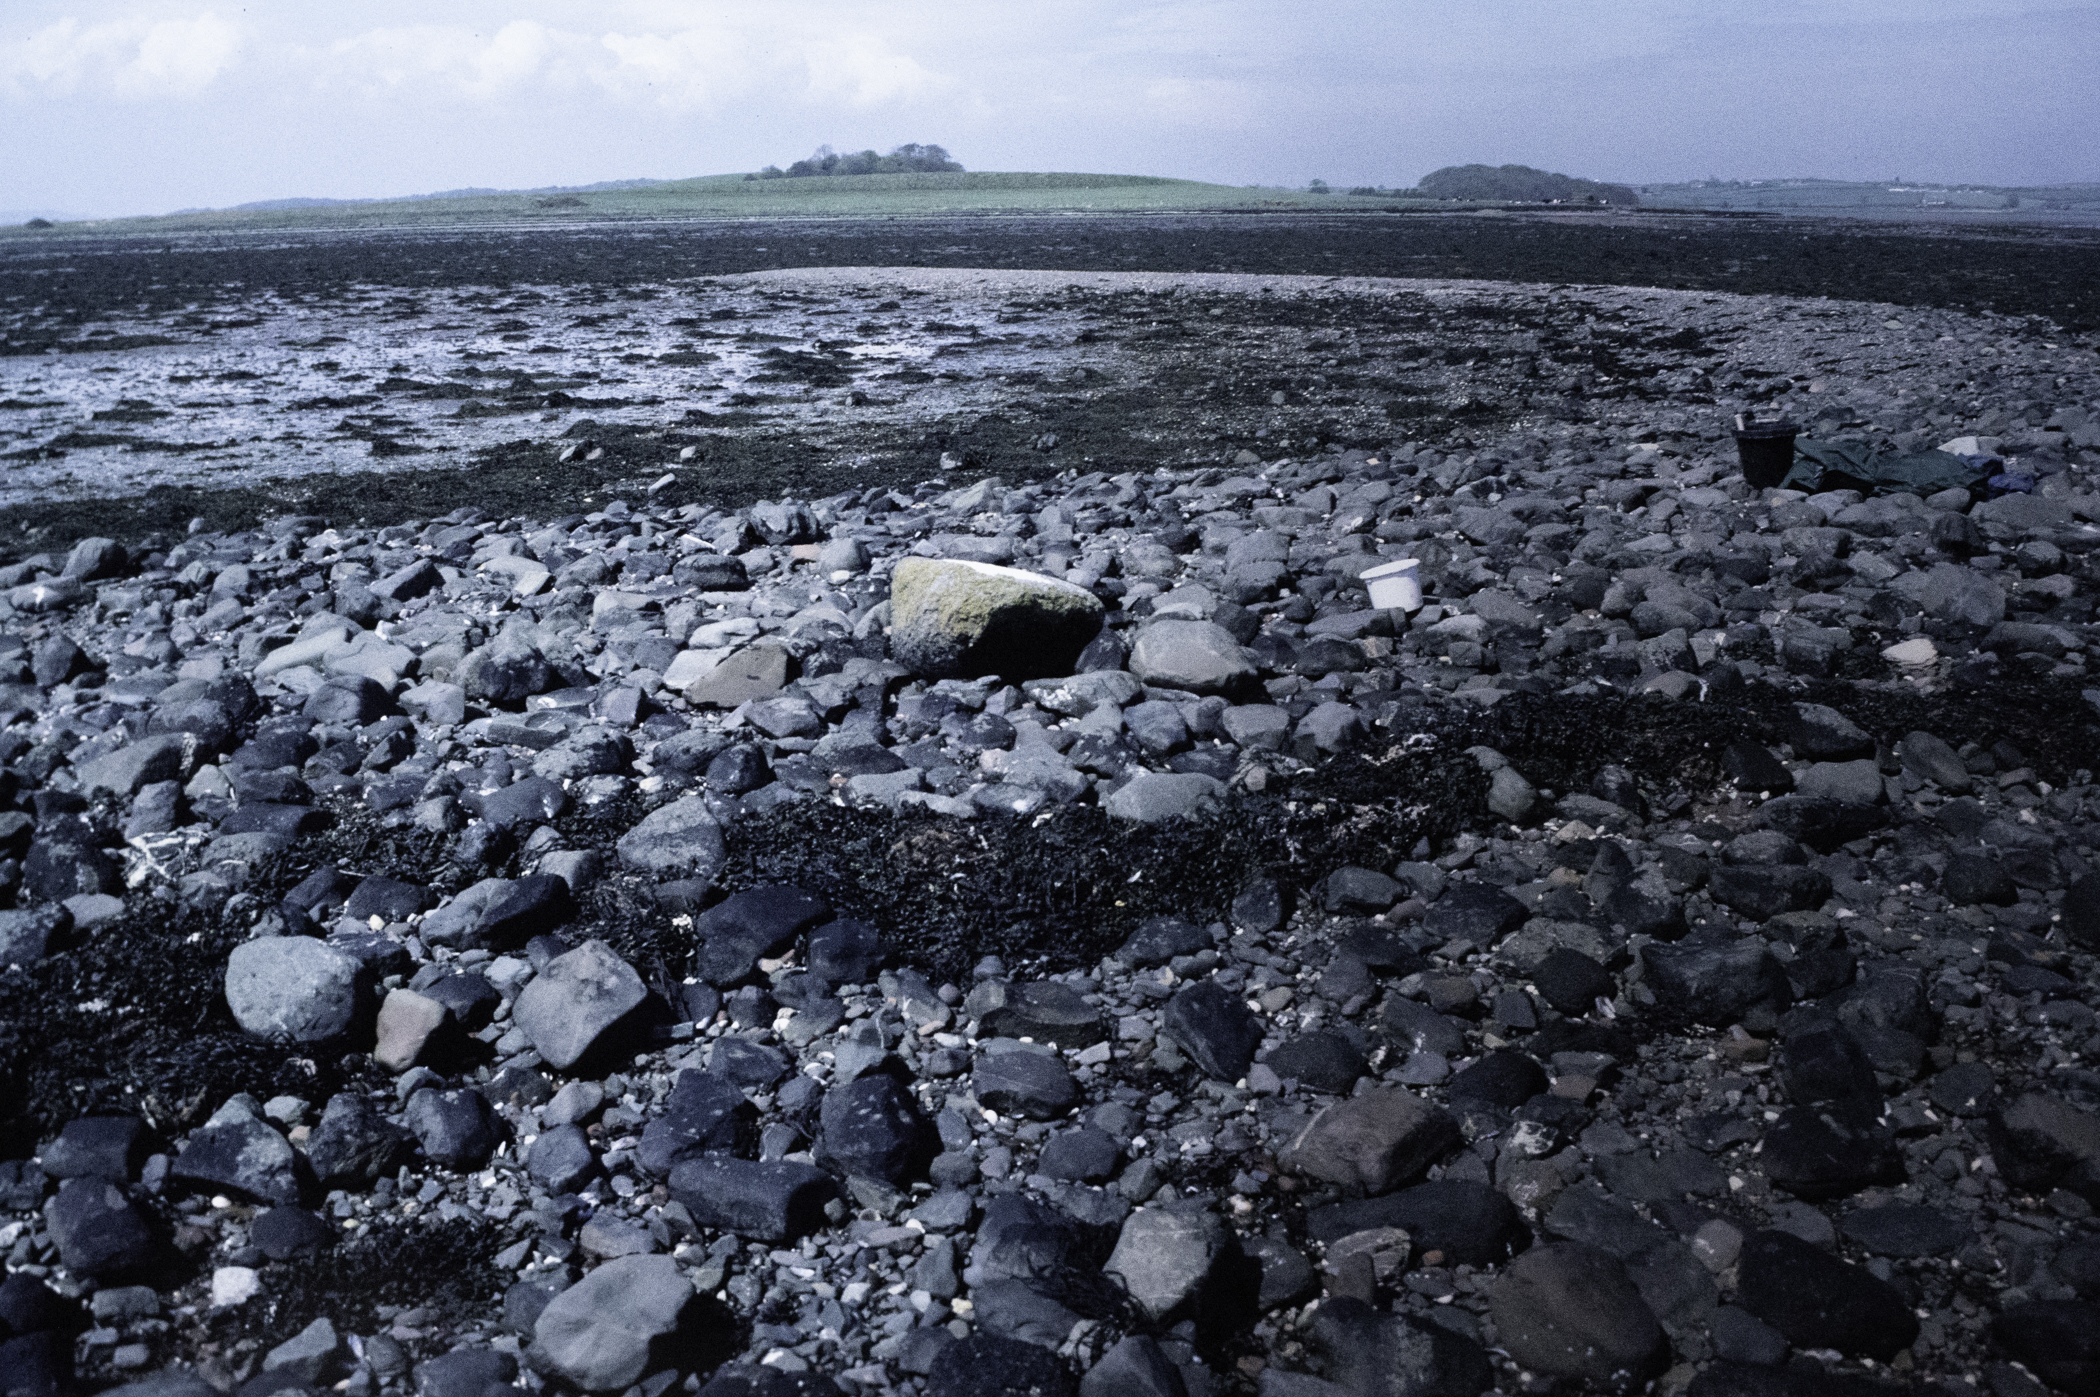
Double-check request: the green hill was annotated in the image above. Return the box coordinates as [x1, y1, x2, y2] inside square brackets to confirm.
[13, 170, 1436, 236]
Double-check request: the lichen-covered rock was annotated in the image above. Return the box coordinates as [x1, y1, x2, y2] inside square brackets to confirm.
[888, 558, 1103, 680]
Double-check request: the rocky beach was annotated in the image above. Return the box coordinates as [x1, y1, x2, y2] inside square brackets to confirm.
[3, 215, 2100, 1397]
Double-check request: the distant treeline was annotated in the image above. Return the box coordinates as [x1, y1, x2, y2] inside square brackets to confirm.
[749, 144, 963, 180]
[1416, 164, 1637, 206]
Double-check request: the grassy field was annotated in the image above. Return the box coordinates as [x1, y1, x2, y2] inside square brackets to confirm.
[10, 170, 1437, 237]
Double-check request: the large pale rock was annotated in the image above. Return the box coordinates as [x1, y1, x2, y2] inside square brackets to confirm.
[889, 558, 1103, 680]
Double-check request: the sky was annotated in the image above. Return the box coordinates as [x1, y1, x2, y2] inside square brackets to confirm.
[3, 0, 2096, 218]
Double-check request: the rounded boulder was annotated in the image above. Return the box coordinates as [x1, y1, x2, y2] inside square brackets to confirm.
[889, 557, 1104, 681]
[225, 936, 366, 1042]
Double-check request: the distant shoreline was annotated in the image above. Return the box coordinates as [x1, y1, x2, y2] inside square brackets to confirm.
[13, 168, 2098, 237]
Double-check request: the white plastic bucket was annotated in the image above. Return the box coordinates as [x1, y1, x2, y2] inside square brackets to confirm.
[1361, 557, 1423, 612]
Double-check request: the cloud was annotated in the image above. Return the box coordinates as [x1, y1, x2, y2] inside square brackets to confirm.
[1140, 77, 1255, 129]
[2, 12, 240, 99]
[313, 16, 952, 112]
[122, 12, 241, 97]
[1, 19, 108, 92]
[465, 20, 560, 98]
[801, 33, 953, 105]
[596, 27, 729, 104]
[324, 22, 572, 97]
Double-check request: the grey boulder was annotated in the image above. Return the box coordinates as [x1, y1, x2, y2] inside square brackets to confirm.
[0, 907, 70, 968]
[262, 1317, 344, 1386]
[458, 634, 553, 705]
[1488, 1244, 1665, 1384]
[1128, 621, 1255, 694]
[1282, 1088, 1460, 1195]
[529, 1124, 599, 1194]
[818, 1075, 936, 1184]
[532, 1254, 703, 1392]
[74, 734, 190, 799]
[974, 1051, 1082, 1121]
[1305, 1297, 1492, 1397]
[171, 1114, 300, 1205]
[1081, 1336, 1186, 1397]
[1104, 772, 1229, 824]
[63, 536, 127, 581]
[1105, 1206, 1235, 1324]
[404, 1088, 507, 1169]
[224, 936, 366, 1042]
[511, 939, 648, 1071]
[306, 1091, 412, 1186]
[44, 1177, 155, 1277]
[1894, 561, 2006, 626]
[615, 796, 726, 880]
[667, 1157, 836, 1242]
[1160, 980, 1262, 1082]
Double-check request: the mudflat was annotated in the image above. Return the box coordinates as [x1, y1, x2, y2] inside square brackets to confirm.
[3, 210, 2096, 548]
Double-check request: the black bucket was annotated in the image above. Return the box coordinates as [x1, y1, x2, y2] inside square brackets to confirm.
[1733, 416, 1800, 489]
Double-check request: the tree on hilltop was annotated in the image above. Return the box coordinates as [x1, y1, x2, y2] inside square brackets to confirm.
[750, 143, 964, 180]
[1417, 163, 1637, 206]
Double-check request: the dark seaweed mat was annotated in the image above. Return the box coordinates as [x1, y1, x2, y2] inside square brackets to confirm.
[693, 745, 1487, 984]
[202, 1215, 508, 1354]
[1432, 670, 2100, 801]
[230, 745, 1487, 992]
[0, 376, 1225, 560]
[0, 895, 385, 1138]
[204, 744, 1486, 995]
[1791, 669, 2100, 783]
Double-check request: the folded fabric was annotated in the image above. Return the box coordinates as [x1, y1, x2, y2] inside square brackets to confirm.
[1781, 438, 1994, 498]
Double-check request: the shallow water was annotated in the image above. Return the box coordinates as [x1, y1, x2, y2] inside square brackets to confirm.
[0, 275, 1109, 506]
